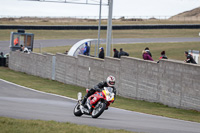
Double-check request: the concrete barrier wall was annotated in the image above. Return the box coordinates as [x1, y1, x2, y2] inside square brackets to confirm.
[9, 51, 200, 111]
[119, 57, 160, 102]
[159, 59, 200, 110]
[9, 51, 53, 79]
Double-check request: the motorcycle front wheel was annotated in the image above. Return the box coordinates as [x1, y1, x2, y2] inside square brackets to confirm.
[73, 103, 83, 117]
[91, 101, 106, 118]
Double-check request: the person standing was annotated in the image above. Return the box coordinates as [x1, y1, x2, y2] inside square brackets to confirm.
[83, 42, 90, 56]
[118, 48, 129, 58]
[0, 52, 4, 58]
[14, 37, 19, 46]
[99, 47, 104, 59]
[184, 51, 197, 64]
[113, 48, 119, 58]
[142, 50, 153, 61]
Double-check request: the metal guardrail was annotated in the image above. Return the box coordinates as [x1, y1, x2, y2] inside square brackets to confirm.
[1, 24, 200, 30]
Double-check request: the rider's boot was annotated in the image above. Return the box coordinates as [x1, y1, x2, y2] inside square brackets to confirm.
[81, 97, 87, 106]
[81, 89, 94, 108]
[81, 94, 90, 108]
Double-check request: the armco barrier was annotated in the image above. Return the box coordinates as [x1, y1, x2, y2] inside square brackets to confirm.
[9, 51, 200, 111]
[1, 24, 200, 30]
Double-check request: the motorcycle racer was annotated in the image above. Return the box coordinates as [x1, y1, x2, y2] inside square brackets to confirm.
[81, 75, 117, 107]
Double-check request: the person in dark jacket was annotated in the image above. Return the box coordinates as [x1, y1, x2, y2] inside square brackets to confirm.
[0, 52, 4, 58]
[99, 47, 104, 59]
[157, 51, 168, 63]
[142, 50, 153, 61]
[119, 48, 129, 58]
[159, 51, 168, 59]
[81, 75, 117, 107]
[145, 47, 152, 57]
[184, 51, 197, 64]
[113, 48, 119, 58]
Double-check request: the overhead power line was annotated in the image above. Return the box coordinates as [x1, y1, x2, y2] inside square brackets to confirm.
[22, 0, 108, 6]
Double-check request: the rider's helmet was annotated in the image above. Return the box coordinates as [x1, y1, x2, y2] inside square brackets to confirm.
[107, 75, 115, 87]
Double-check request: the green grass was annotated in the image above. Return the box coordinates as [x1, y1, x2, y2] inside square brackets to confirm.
[0, 117, 132, 133]
[1, 29, 200, 41]
[0, 67, 200, 123]
[34, 42, 200, 61]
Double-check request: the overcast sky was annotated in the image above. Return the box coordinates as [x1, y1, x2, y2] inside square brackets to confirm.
[0, 0, 200, 18]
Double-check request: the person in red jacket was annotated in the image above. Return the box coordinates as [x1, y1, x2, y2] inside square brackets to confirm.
[14, 38, 19, 46]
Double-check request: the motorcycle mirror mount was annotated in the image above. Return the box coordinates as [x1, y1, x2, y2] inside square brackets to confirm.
[78, 92, 82, 101]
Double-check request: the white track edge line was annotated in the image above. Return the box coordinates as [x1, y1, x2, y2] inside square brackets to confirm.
[0, 78, 77, 101]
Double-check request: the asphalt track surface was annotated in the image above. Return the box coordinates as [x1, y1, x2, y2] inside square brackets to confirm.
[1, 79, 200, 133]
[1, 37, 200, 54]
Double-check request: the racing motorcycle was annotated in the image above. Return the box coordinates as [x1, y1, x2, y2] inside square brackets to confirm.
[73, 87, 115, 118]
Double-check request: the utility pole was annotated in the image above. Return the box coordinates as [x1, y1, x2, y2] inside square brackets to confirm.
[97, 0, 102, 57]
[106, 0, 113, 57]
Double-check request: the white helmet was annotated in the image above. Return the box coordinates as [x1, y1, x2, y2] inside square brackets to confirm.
[107, 75, 115, 87]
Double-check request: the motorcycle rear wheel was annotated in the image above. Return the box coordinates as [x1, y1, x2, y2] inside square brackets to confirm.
[73, 103, 83, 116]
[92, 101, 106, 118]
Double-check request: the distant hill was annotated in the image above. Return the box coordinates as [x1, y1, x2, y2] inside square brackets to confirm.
[170, 7, 200, 20]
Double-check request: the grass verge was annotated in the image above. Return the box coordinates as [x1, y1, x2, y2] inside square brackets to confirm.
[0, 117, 132, 133]
[0, 67, 200, 123]
[33, 42, 200, 61]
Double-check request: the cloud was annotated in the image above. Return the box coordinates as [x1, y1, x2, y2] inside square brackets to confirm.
[0, 0, 199, 18]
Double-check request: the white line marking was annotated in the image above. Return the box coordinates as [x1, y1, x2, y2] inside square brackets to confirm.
[0, 78, 77, 101]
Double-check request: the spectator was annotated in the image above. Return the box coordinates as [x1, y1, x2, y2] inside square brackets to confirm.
[99, 47, 104, 59]
[14, 37, 19, 46]
[142, 50, 153, 61]
[20, 45, 23, 51]
[83, 42, 90, 56]
[0, 52, 4, 58]
[64, 50, 68, 54]
[184, 51, 197, 64]
[145, 47, 152, 57]
[23, 46, 30, 53]
[157, 51, 168, 63]
[113, 48, 119, 58]
[20, 45, 30, 53]
[119, 48, 129, 58]
[159, 51, 168, 60]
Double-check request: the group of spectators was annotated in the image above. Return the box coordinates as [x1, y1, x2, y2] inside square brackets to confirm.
[142, 47, 168, 63]
[81, 42, 197, 64]
[113, 48, 129, 58]
[98, 47, 130, 59]
[83, 42, 130, 59]
[142, 47, 197, 64]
